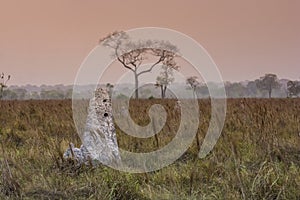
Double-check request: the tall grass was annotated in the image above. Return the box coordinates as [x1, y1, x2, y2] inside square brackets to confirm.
[0, 99, 299, 199]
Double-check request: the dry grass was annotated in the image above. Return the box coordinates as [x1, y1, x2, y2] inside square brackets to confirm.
[0, 98, 299, 199]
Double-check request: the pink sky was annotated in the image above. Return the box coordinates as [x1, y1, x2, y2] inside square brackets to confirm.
[0, 0, 299, 85]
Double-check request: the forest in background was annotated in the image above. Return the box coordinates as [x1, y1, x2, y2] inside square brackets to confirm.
[1, 75, 300, 100]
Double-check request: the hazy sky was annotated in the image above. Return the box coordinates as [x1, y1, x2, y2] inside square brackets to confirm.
[0, 0, 299, 85]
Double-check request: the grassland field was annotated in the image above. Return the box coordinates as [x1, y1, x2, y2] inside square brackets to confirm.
[0, 98, 300, 199]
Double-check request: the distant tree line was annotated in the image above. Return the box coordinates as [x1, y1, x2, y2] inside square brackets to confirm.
[186, 73, 300, 98]
[1, 73, 300, 100]
[1, 88, 73, 100]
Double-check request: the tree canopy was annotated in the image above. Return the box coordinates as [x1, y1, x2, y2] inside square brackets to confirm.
[99, 31, 179, 99]
[255, 74, 280, 98]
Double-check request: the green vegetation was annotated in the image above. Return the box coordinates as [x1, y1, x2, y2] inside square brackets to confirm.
[0, 99, 300, 199]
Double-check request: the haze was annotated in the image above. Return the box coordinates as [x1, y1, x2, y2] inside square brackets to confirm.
[0, 0, 299, 85]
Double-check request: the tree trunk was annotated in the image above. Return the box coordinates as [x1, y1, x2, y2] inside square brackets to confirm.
[134, 73, 139, 99]
[163, 85, 167, 98]
[268, 88, 272, 98]
[0, 87, 3, 99]
[193, 88, 196, 99]
[160, 85, 164, 99]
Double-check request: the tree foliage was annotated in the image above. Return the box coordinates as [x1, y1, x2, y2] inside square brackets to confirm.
[155, 65, 179, 98]
[255, 74, 280, 98]
[186, 76, 200, 98]
[287, 80, 300, 97]
[225, 82, 247, 98]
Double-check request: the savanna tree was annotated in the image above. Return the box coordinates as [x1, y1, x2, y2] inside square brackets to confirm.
[99, 31, 178, 99]
[255, 73, 280, 98]
[186, 76, 200, 98]
[106, 83, 114, 97]
[0, 73, 10, 99]
[155, 64, 179, 99]
[287, 80, 300, 97]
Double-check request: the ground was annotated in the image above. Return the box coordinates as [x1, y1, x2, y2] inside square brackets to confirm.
[0, 99, 300, 199]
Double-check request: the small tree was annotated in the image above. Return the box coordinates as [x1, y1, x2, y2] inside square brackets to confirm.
[287, 80, 300, 97]
[99, 31, 178, 99]
[186, 76, 199, 98]
[106, 83, 114, 97]
[155, 65, 179, 99]
[255, 73, 280, 98]
[0, 73, 10, 99]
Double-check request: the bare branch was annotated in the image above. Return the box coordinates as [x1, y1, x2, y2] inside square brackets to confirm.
[137, 58, 162, 76]
[98, 31, 179, 99]
[117, 56, 134, 72]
